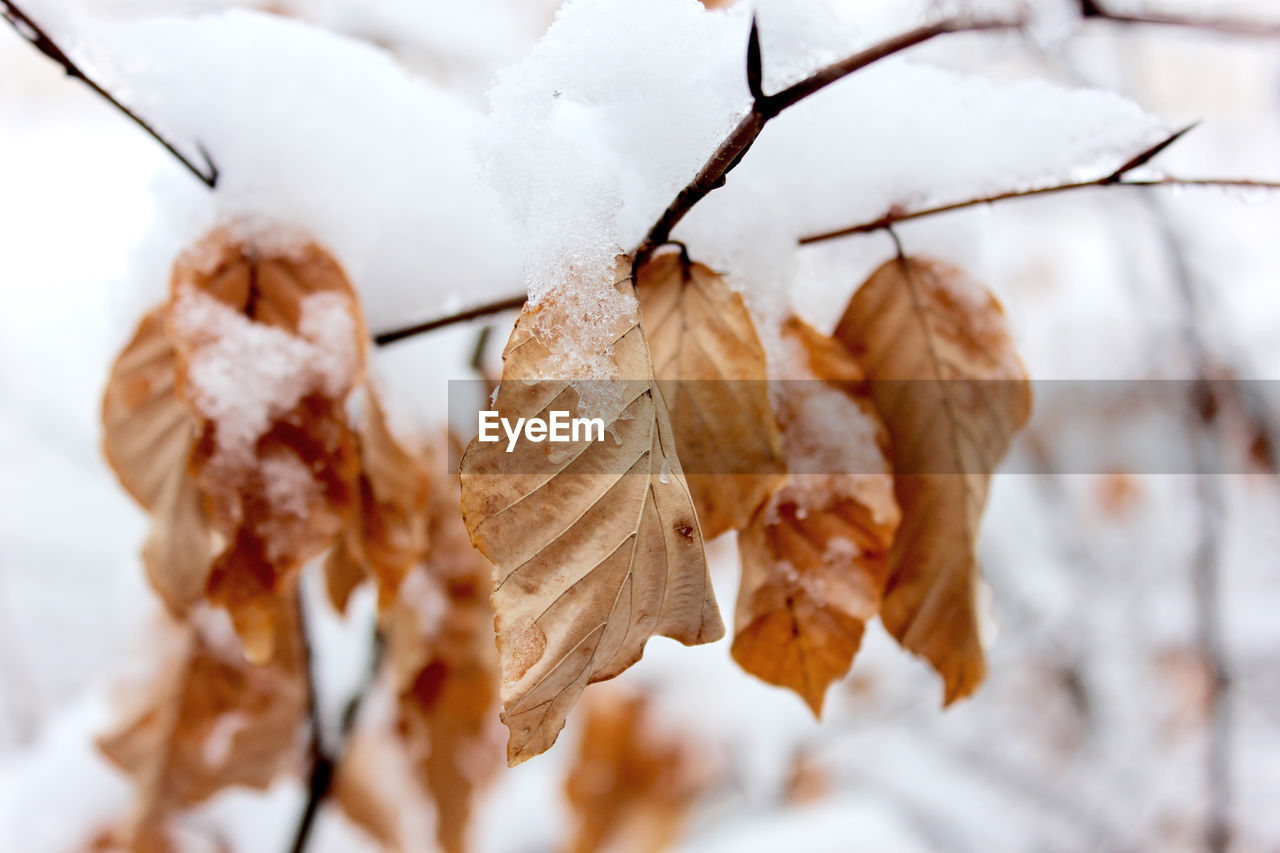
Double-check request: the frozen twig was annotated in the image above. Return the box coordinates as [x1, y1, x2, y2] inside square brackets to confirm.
[0, 0, 218, 188]
[799, 125, 1280, 244]
[634, 13, 1027, 262]
[1080, 0, 1280, 38]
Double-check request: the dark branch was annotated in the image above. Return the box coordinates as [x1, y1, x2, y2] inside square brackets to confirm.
[286, 592, 384, 853]
[1, 1, 218, 188]
[633, 14, 1027, 262]
[1103, 121, 1198, 182]
[1081, 0, 1280, 38]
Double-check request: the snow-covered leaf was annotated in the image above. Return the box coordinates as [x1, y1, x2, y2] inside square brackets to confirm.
[732, 318, 898, 715]
[459, 257, 723, 764]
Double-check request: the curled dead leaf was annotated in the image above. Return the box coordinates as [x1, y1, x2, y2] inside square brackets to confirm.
[459, 257, 723, 764]
[833, 257, 1031, 703]
[165, 234, 367, 660]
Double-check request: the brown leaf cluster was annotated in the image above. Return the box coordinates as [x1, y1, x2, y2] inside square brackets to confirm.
[101, 232, 434, 662]
[167, 237, 368, 660]
[464, 247, 1030, 765]
[99, 231, 449, 848]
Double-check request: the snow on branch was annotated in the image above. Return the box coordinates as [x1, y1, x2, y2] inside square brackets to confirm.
[799, 125, 1280, 245]
[0, 0, 219, 188]
[633, 13, 1027, 263]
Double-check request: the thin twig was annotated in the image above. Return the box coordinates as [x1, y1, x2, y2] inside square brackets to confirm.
[373, 294, 526, 347]
[633, 13, 1026, 262]
[0, 1, 218, 188]
[1080, 0, 1280, 38]
[287, 589, 333, 853]
[800, 123, 1280, 243]
[801, 178, 1280, 243]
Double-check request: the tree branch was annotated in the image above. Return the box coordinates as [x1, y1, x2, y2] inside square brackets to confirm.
[799, 177, 1280, 244]
[799, 124, 1280, 244]
[286, 590, 384, 853]
[372, 10, 1280, 348]
[633, 14, 1026, 262]
[0, 1, 218, 188]
[1080, 0, 1280, 38]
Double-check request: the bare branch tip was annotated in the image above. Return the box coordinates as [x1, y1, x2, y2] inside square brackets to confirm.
[196, 141, 220, 189]
[746, 15, 764, 101]
[1104, 120, 1200, 183]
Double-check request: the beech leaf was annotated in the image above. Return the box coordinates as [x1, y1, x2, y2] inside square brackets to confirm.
[732, 318, 899, 715]
[636, 250, 785, 539]
[833, 257, 1031, 704]
[459, 257, 723, 765]
[102, 309, 215, 616]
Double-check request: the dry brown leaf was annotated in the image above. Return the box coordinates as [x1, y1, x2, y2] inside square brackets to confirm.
[459, 257, 723, 765]
[166, 234, 367, 660]
[385, 454, 502, 853]
[833, 257, 1031, 703]
[636, 250, 785, 539]
[563, 690, 708, 853]
[102, 309, 216, 616]
[731, 318, 898, 715]
[98, 601, 308, 850]
[332, 731, 406, 852]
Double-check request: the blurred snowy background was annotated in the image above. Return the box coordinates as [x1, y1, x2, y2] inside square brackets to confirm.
[2, 0, 1279, 850]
